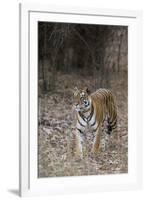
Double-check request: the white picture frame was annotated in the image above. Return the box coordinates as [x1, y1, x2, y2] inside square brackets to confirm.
[19, 3, 143, 197]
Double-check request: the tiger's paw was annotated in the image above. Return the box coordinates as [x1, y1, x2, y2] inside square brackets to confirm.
[75, 152, 83, 160]
[91, 145, 99, 155]
[75, 149, 83, 160]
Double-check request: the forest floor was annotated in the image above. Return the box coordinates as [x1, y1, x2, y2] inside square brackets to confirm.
[38, 71, 128, 178]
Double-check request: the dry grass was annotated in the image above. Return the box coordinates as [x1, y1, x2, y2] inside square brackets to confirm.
[38, 71, 128, 177]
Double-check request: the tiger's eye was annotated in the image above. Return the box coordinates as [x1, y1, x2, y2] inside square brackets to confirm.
[84, 100, 88, 105]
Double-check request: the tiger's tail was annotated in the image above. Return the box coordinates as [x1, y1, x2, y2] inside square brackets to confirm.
[103, 98, 117, 135]
[106, 116, 117, 135]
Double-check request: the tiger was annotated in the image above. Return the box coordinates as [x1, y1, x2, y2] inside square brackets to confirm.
[73, 86, 117, 158]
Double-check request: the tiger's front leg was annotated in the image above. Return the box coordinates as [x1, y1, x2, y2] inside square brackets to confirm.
[88, 115, 101, 155]
[75, 129, 84, 159]
[74, 113, 87, 159]
[91, 127, 101, 155]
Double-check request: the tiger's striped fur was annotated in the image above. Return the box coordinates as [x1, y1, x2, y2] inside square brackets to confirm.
[73, 87, 117, 158]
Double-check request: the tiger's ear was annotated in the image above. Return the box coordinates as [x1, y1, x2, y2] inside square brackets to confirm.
[73, 87, 79, 96]
[74, 86, 78, 91]
[84, 87, 90, 94]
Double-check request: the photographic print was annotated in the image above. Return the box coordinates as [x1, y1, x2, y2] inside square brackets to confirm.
[38, 22, 128, 178]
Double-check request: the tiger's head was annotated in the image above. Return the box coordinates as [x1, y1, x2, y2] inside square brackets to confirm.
[73, 87, 91, 112]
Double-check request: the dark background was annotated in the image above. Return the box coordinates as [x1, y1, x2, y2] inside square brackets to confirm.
[38, 22, 127, 93]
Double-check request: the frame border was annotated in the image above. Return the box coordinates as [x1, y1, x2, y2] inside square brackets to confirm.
[19, 3, 143, 197]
